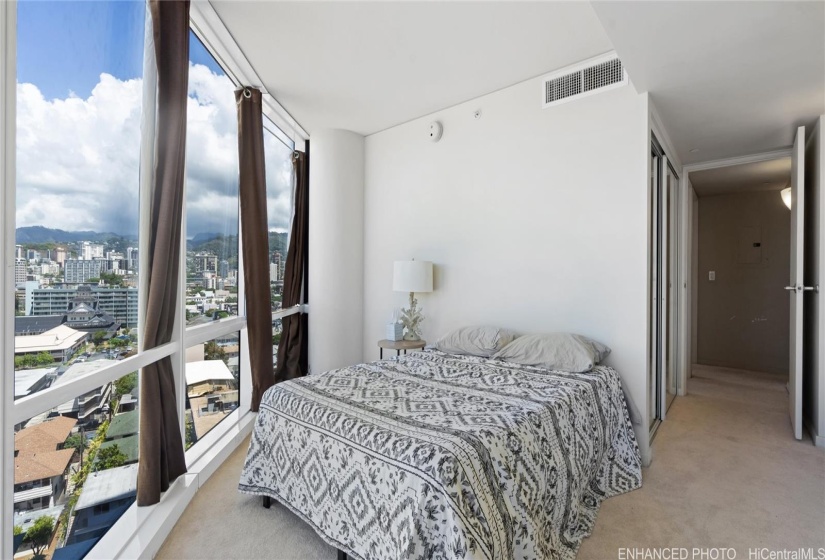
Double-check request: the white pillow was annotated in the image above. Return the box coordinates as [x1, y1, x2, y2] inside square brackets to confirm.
[434, 325, 518, 358]
[492, 332, 611, 373]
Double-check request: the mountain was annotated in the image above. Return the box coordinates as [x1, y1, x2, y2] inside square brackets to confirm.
[16, 226, 136, 244]
[189, 232, 223, 244]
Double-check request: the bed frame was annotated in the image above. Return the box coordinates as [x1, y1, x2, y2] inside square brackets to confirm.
[262, 496, 349, 560]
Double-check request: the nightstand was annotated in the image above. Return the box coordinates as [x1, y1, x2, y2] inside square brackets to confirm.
[377, 339, 426, 359]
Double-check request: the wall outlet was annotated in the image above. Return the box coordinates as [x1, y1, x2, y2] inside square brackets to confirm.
[709, 271, 716, 281]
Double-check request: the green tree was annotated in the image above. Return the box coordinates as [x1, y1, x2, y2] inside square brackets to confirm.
[24, 515, 54, 558]
[204, 340, 227, 363]
[109, 337, 126, 348]
[99, 271, 124, 286]
[272, 333, 281, 346]
[93, 331, 106, 344]
[95, 444, 127, 470]
[13, 525, 22, 536]
[64, 433, 88, 468]
[35, 352, 54, 366]
[114, 372, 137, 397]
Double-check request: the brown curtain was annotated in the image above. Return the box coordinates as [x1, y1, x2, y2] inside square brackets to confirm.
[237, 87, 274, 411]
[138, 0, 190, 507]
[275, 145, 309, 382]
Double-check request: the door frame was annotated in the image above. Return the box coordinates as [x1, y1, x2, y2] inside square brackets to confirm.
[680, 148, 793, 397]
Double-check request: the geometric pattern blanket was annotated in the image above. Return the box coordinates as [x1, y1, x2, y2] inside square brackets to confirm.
[239, 350, 642, 560]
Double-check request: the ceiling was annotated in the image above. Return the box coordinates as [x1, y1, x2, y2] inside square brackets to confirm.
[211, 1, 613, 136]
[591, 1, 825, 166]
[690, 158, 791, 197]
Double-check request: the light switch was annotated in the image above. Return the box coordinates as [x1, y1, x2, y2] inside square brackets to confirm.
[709, 271, 716, 281]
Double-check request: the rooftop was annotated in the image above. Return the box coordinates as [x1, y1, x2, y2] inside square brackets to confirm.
[14, 366, 57, 399]
[75, 464, 138, 511]
[15, 416, 77, 454]
[14, 324, 87, 354]
[97, 434, 139, 465]
[105, 410, 138, 440]
[14, 448, 75, 484]
[185, 360, 235, 387]
[53, 359, 118, 388]
[14, 314, 66, 336]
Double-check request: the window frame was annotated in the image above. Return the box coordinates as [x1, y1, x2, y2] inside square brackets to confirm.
[0, 1, 308, 558]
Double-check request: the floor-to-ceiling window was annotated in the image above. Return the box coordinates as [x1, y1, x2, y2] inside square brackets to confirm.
[3, 2, 302, 557]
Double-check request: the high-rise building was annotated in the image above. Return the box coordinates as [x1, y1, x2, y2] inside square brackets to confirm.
[14, 258, 27, 284]
[54, 247, 67, 266]
[194, 253, 218, 274]
[81, 242, 104, 260]
[64, 259, 106, 283]
[219, 259, 229, 279]
[15, 245, 24, 259]
[126, 247, 139, 272]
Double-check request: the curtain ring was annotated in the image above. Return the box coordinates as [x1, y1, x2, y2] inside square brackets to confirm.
[243, 87, 252, 99]
[292, 151, 300, 161]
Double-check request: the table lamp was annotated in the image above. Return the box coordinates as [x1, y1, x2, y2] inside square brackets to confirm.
[393, 260, 433, 341]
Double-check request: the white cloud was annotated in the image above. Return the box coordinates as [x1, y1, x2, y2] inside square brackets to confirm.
[16, 63, 294, 238]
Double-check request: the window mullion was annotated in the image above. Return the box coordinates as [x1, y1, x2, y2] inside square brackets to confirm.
[1, 2, 16, 558]
[12, 341, 178, 426]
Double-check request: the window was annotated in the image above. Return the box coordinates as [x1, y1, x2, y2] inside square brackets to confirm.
[3, 2, 303, 558]
[184, 332, 240, 448]
[264, 123, 296, 365]
[184, 31, 239, 326]
[12, 0, 145, 552]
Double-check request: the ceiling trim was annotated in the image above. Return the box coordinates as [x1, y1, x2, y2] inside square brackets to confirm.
[190, 0, 309, 143]
[684, 148, 793, 174]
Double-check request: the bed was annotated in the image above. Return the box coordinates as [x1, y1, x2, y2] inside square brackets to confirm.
[238, 349, 642, 560]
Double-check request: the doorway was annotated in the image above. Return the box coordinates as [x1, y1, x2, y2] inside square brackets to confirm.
[689, 157, 792, 380]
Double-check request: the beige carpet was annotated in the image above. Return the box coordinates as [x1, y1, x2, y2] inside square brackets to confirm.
[157, 365, 825, 560]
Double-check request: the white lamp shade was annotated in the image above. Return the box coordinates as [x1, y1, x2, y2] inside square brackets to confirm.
[781, 187, 792, 210]
[393, 260, 433, 293]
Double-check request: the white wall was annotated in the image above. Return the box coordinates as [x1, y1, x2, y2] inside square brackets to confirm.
[363, 78, 652, 462]
[308, 129, 365, 374]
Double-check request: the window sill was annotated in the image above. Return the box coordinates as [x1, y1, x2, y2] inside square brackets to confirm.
[85, 410, 257, 559]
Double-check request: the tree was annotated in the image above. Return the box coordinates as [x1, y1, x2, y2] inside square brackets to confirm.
[272, 333, 281, 346]
[65, 433, 88, 468]
[13, 525, 22, 536]
[204, 340, 227, 363]
[35, 352, 54, 366]
[93, 331, 106, 344]
[95, 444, 127, 470]
[24, 515, 54, 558]
[114, 372, 137, 397]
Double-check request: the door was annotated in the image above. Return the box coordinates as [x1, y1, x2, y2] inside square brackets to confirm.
[788, 125, 805, 440]
[650, 138, 680, 433]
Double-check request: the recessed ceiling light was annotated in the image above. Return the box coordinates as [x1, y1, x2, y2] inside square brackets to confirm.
[689, 148, 700, 153]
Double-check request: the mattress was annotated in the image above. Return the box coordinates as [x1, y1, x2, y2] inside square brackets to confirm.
[238, 349, 642, 560]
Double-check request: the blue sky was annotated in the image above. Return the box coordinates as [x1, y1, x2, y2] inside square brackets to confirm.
[17, 0, 224, 99]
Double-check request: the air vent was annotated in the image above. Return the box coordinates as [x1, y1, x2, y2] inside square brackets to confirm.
[542, 53, 627, 108]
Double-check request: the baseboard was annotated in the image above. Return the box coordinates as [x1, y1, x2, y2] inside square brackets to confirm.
[804, 417, 825, 448]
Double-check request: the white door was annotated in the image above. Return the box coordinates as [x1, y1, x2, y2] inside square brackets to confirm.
[788, 126, 806, 440]
[659, 156, 670, 420]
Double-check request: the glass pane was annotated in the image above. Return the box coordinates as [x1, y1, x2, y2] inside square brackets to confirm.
[185, 332, 240, 449]
[263, 124, 295, 312]
[13, 373, 139, 556]
[185, 31, 240, 326]
[14, 0, 144, 399]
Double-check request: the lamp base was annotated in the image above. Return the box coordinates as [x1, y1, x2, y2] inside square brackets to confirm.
[400, 291, 424, 341]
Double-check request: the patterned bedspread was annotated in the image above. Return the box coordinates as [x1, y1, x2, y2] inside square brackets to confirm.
[238, 350, 642, 560]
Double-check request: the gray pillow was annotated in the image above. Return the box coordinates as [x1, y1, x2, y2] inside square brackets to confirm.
[434, 325, 518, 358]
[492, 332, 611, 373]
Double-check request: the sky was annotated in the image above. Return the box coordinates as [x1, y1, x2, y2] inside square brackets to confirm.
[15, 0, 294, 238]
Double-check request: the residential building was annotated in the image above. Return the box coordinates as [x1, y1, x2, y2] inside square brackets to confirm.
[80, 242, 104, 261]
[13, 417, 77, 513]
[14, 257, 27, 284]
[53, 361, 116, 428]
[66, 464, 137, 546]
[193, 252, 218, 274]
[64, 259, 106, 283]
